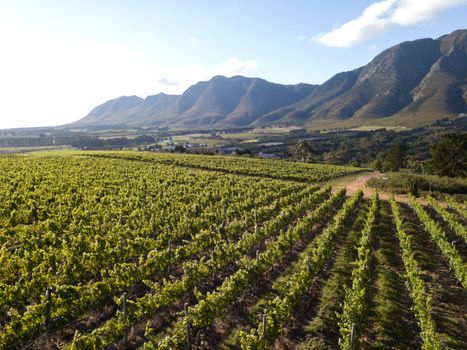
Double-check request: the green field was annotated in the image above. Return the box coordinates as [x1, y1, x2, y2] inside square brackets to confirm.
[348, 125, 411, 132]
[170, 126, 302, 145]
[0, 145, 72, 154]
[0, 152, 465, 349]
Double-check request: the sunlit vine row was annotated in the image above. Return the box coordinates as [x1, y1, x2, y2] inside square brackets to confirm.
[409, 196, 467, 288]
[238, 191, 363, 349]
[389, 197, 442, 350]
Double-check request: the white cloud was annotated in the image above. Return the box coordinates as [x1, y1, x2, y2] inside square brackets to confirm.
[0, 19, 257, 128]
[190, 36, 198, 44]
[316, 0, 467, 48]
[391, 0, 467, 25]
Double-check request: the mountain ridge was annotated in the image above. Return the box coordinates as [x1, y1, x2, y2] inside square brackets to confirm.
[70, 29, 466, 129]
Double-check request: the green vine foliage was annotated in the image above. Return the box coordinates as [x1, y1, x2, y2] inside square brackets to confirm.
[237, 191, 363, 349]
[427, 196, 466, 242]
[144, 190, 352, 349]
[390, 197, 442, 350]
[409, 196, 467, 288]
[337, 193, 379, 350]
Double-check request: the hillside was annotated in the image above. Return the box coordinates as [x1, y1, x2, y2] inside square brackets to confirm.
[271, 29, 467, 129]
[70, 29, 466, 129]
[72, 76, 317, 128]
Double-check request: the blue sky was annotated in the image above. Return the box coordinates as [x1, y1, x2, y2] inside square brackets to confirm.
[0, 0, 466, 128]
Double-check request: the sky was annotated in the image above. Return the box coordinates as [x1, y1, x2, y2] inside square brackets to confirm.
[0, 0, 466, 129]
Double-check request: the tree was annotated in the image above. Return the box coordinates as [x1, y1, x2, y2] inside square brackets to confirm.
[174, 145, 187, 153]
[406, 155, 423, 174]
[290, 141, 318, 162]
[370, 158, 383, 172]
[234, 148, 252, 156]
[427, 132, 466, 177]
[384, 143, 407, 171]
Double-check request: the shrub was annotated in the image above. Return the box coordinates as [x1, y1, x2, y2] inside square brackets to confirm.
[367, 173, 467, 196]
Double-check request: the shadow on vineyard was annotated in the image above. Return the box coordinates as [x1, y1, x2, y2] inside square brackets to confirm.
[400, 204, 467, 350]
[362, 201, 422, 349]
[293, 200, 369, 349]
[214, 194, 350, 349]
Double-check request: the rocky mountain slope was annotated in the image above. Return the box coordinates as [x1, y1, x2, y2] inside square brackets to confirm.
[72, 76, 316, 128]
[70, 29, 466, 129]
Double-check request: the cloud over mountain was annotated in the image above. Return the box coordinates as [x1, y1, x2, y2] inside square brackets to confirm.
[316, 0, 467, 48]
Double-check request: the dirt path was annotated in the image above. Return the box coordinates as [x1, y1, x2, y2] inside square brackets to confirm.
[335, 171, 429, 205]
[344, 172, 380, 197]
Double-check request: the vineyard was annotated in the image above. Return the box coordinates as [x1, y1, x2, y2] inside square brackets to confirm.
[0, 151, 465, 350]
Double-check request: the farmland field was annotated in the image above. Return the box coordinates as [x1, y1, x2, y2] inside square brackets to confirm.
[0, 151, 465, 350]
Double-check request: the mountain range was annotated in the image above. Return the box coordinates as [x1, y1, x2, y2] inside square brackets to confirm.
[70, 29, 467, 129]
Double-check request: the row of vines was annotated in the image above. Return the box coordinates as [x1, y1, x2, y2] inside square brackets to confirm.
[0, 152, 465, 349]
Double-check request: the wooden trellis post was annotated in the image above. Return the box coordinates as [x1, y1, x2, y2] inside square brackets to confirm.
[219, 220, 226, 236]
[45, 287, 52, 346]
[167, 239, 172, 274]
[350, 323, 356, 347]
[254, 206, 258, 234]
[262, 309, 267, 335]
[38, 231, 42, 248]
[184, 303, 192, 350]
[119, 237, 124, 259]
[123, 292, 128, 342]
[262, 308, 267, 348]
